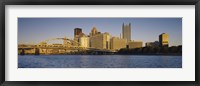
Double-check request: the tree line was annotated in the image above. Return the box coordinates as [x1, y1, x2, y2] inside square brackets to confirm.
[117, 45, 182, 55]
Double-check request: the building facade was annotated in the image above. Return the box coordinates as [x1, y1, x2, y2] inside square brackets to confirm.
[145, 41, 159, 47]
[128, 41, 143, 49]
[122, 23, 131, 42]
[159, 33, 169, 47]
[89, 27, 99, 36]
[79, 36, 89, 48]
[74, 28, 82, 38]
[110, 37, 127, 50]
[90, 32, 110, 49]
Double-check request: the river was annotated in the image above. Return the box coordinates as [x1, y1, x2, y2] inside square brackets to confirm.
[18, 55, 182, 68]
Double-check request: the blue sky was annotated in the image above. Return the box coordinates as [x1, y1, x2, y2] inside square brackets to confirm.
[18, 18, 182, 46]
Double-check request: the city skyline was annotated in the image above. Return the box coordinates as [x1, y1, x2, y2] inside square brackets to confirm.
[18, 18, 182, 46]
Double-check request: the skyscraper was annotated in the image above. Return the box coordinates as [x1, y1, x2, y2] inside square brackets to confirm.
[159, 33, 169, 47]
[74, 28, 82, 38]
[89, 27, 98, 36]
[90, 32, 110, 49]
[110, 37, 127, 50]
[122, 23, 131, 42]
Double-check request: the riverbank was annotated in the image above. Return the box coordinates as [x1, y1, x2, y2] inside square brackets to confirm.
[19, 53, 182, 56]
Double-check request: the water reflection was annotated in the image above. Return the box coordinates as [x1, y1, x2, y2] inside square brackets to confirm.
[18, 55, 182, 68]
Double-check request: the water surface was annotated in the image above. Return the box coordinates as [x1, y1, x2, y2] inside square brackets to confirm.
[18, 55, 182, 68]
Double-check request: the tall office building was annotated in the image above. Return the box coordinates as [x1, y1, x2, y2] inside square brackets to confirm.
[159, 33, 169, 47]
[89, 27, 99, 36]
[110, 37, 127, 50]
[74, 28, 82, 38]
[122, 23, 131, 42]
[90, 32, 110, 49]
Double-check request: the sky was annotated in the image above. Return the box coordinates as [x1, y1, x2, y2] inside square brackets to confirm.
[18, 18, 182, 47]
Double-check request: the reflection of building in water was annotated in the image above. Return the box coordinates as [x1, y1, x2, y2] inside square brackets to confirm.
[110, 37, 127, 50]
[146, 41, 159, 47]
[90, 32, 110, 49]
[159, 33, 169, 47]
[128, 41, 143, 49]
[122, 23, 131, 42]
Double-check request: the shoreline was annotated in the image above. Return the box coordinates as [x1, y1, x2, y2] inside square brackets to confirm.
[18, 53, 182, 56]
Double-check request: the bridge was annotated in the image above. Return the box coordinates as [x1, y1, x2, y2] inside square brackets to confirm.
[18, 45, 115, 55]
[18, 37, 115, 55]
[18, 44, 88, 55]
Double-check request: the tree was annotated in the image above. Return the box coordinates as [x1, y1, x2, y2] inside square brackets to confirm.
[160, 47, 168, 53]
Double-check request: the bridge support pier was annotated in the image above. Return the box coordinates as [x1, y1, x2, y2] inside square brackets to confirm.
[19, 49, 25, 55]
[35, 48, 40, 55]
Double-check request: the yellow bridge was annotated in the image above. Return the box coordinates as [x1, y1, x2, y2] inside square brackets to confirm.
[18, 37, 86, 55]
[18, 37, 115, 55]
